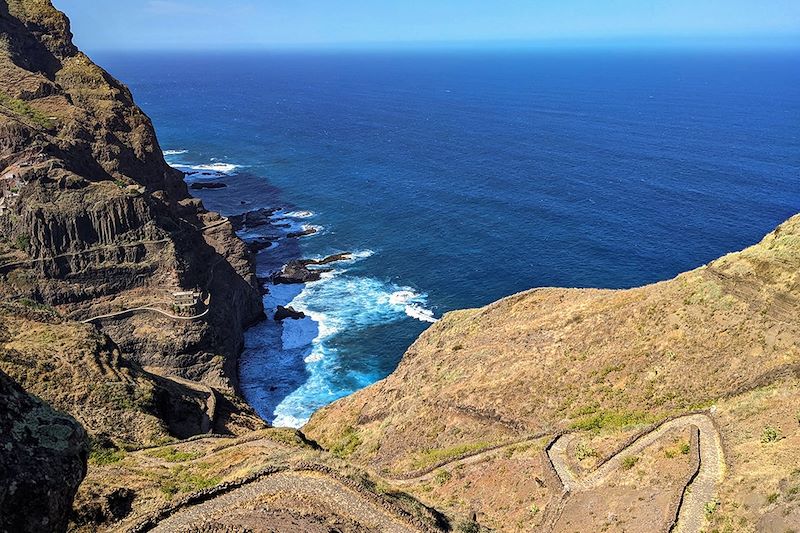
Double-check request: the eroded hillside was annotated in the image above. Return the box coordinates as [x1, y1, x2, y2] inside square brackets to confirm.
[306, 214, 800, 531]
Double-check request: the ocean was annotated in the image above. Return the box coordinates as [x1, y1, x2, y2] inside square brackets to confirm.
[95, 49, 800, 427]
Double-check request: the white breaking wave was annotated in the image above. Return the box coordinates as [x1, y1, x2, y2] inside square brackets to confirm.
[281, 317, 319, 350]
[270, 209, 315, 221]
[405, 304, 438, 323]
[187, 162, 241, 174]
[389, 290, 417, 305]
[249, 273, 437, 428]
[163, 149, 188, 155]
[271, 413, 308, 428]
[389, 289, 438, 323]
[349, 249, 375, 260]
[282, 210, 315, 219]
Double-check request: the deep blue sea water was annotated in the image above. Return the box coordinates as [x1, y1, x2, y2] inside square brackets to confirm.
[95, 49, 800, 426]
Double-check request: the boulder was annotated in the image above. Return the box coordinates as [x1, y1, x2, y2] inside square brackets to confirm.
[274, 305, 306, 321]
[272, 260, 330, 284]
[245, 237, 273, 254]
[0, 370, 88, 533]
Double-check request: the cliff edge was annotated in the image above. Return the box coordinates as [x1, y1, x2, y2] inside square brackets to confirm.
[0, 0, 263, 394]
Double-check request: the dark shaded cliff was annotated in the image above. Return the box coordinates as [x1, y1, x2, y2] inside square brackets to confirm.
[0, 0, 264, 391]
[0, 368, 88, 533]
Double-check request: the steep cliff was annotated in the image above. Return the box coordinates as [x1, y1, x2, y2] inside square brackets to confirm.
[0, 368, 88, 533]
[0, 0, 264, 391]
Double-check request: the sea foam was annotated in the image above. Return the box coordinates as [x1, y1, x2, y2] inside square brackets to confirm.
[187, 162, 241, 174]
[244, 272, 437, 428]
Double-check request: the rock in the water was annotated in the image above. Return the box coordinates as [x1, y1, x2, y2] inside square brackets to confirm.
[274, 305, 307, 321]
[229, 208, 277, 231]
[190, 181, 227, 190]
[272, 260, 330, 284]
[272, 254, 352, 284]
[245, 237, 273, 254]
[300, 253, 352, 266]
[0, 370, 88, 533]
[287, 227, 318, 238]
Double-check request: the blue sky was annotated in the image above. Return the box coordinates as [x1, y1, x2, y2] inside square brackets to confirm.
[53, 0, 800, 51]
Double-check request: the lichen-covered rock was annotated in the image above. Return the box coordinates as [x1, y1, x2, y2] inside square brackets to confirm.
[0, 369, 88, 533]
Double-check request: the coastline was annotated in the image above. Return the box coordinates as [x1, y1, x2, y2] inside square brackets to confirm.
[169, 152, 439, 428]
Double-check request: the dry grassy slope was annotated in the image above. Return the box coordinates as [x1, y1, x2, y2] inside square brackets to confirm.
[305, 214, 800, 475]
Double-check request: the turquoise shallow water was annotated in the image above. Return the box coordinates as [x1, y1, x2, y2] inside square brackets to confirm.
[96, 49, 800, 426]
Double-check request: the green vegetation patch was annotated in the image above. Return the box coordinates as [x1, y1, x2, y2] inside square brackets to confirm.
[575, 441, 597, 461]
[433, 468, 452, 485]
[330, 426, 362, 458]
[0, 91, 53, 129]
[621, 455, 640, 470]
[761, 426, 780, 444]
[159, 465, 220, 497]
[13, 235, 30, 252]
[145, 446, 202, 463]
[411, 441, 492, 470]
[570, 409, 656, 432]
[89, 447, 126, 466]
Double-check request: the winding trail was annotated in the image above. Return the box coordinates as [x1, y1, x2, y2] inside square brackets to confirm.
[80, 305, 209, 323]
[146, 470, 421, 533]
[0, 238, 171, 271]
[547, 413, 724, 533]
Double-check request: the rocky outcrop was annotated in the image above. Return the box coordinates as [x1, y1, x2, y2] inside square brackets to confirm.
[0, 369, 88, 533]
[274, 305, 306, 321]
[286, 226, 318, 238]
[272, 253, 352, 284]
[0, 0, 263, 393]
[229, 207, 277, 231]
[273, 259, 330, 284]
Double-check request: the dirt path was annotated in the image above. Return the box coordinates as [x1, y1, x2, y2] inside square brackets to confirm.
[80, 304, 209, 323]
[547, 413, 724, 533]
[671, 416, 725, 533]
[148, 470, 418, 533]
[388, 439, 536, 485]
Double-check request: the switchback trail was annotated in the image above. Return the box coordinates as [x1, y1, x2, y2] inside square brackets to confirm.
[547, 413, 724, 533]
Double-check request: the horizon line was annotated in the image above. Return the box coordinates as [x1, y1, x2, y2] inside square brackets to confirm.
[82, 33, 800, 54]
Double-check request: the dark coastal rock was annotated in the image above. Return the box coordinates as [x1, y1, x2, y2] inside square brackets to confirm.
[245, 237, 273, 254]
[0, 370, 88, 533]
[272, 260, 331, 284]
[287, 226, 318, 238]
[274, 305, 306, 321]
[229, 208, 277, 231]
[190, 181, 227, 190]
[271, 253, 352, 284]
[301, 253, 352, 266]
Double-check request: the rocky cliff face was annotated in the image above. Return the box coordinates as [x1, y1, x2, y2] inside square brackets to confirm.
[0, 0, 264, 391]
[0, 368, 88, 533]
